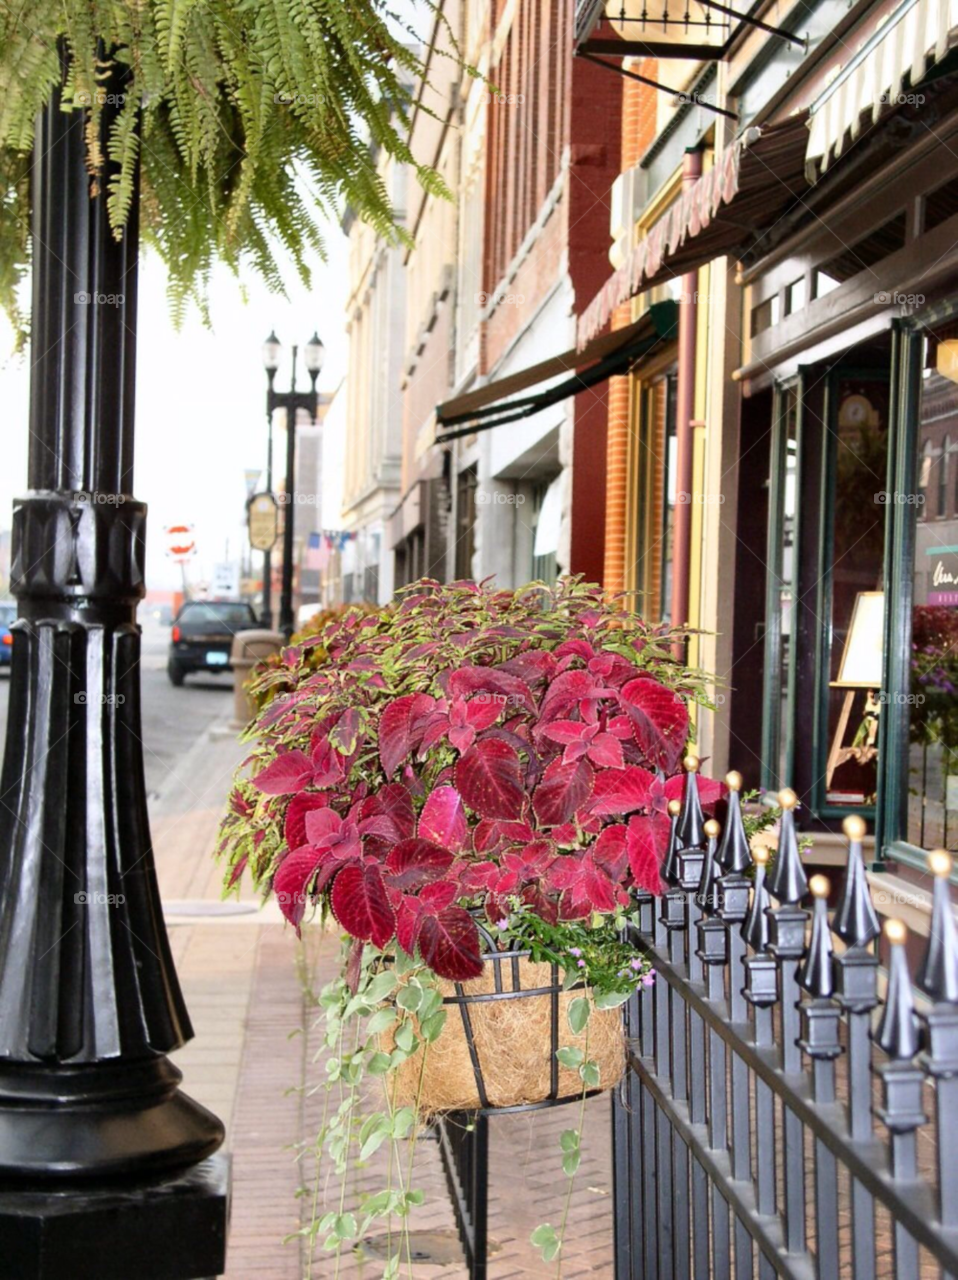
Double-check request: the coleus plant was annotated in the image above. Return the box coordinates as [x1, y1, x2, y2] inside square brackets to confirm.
[218, 578, 723, 983]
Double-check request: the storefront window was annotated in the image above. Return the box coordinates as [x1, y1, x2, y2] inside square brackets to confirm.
[820, 373, 889, 809]
[907, 360, 958, 850]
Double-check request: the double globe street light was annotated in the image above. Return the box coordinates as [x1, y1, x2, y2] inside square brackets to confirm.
[261, 330, 325, 638]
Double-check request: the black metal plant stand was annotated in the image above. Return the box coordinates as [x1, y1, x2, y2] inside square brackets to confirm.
[0, 58, 228, 1280]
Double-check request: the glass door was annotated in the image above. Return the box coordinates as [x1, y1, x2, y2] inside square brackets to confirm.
[761, 380, 801, 792]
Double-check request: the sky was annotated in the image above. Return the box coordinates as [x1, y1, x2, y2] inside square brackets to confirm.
[0, 228, 350, 594]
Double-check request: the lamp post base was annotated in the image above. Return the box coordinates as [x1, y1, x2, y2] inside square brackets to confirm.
[0, 1152, 230, 1280]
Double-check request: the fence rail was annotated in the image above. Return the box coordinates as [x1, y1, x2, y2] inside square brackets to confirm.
[613, 766, 958, 1280]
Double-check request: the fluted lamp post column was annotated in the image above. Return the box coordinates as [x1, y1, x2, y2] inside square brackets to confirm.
[0, 61, 228, 1280]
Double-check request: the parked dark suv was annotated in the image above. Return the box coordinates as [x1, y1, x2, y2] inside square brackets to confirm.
[167, 600, 258, 686]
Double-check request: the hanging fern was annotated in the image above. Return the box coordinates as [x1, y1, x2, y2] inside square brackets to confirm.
[0, 1, 459, 329]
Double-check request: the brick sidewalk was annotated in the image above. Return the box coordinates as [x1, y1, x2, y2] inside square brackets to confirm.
[154, 719, 616, 1279]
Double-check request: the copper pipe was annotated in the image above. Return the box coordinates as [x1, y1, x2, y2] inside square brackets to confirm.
[671, 148, 702, 630]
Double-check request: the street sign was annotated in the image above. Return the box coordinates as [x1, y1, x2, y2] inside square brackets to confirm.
[164, 523, 197, 562]
[212, 562, 241, 598]
[248, 493, 278, 551]
[244, 468, 261, 498]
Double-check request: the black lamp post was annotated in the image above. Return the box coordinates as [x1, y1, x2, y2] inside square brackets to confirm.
[263, 333, 324, 639]
[0, 58, 228, 1279]
[260, 330, 282, 629]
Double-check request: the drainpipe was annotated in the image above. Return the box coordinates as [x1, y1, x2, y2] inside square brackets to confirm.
[671, 147, 702, 631]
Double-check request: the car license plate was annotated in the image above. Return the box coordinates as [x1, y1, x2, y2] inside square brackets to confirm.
[206, 651, 229, 665]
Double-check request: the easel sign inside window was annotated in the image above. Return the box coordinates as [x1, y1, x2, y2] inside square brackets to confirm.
[826, 591, 884, 803]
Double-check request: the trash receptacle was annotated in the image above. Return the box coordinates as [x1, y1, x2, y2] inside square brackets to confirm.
[230, 628, 284, 727]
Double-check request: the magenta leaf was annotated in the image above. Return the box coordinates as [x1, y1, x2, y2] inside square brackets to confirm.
[284, 792, 329, 850]
[252, 749, 314, 796]
[396, 897, 424, 955]
[418, 906, 484, 980]
[379, 694, 436, 777]
[620, 678, 690, 773]
[384, 838, 454, 891]
[579, 857, 617, 912]
[590, 765, 656, 816]
[329, 708, 363, 755]
[331, 862, 396, 949]
[418, 786, 467, 851]
[539, 670, 596, 721]
[592, 825, 629, 880]
[419, 880, 459, 913]
[533, 758, 594, 827]
[359, 783, 416, 842]
[663, 773, 728, 811]
[626, 814, 669, 895]
[273, 848, 323, 928]
[455, 739, 525, 820]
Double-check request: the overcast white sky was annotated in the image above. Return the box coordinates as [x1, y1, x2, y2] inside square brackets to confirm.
[0, 223, 350, 594]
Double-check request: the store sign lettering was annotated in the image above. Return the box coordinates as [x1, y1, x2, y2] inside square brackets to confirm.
[928, 550, 958, 606]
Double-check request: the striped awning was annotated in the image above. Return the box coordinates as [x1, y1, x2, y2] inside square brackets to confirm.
[577, 114, 810, 348]
[806, 0, 958, 178]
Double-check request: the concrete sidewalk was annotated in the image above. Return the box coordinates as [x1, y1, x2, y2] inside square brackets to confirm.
[154, 710, 615, 1279]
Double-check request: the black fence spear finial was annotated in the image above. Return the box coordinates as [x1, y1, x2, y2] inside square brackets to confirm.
[717, 770, 751, 874]
[917, 850, 958, 1005]
[799, 875, 834, 998]
[876, 919, 921, 1060]
[833, 815, 880, 948]
[766, 788, 808, 905]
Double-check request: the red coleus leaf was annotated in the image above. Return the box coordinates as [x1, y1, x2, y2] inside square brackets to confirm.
[252, 749, 314, 796]
[273, 848, 324, 928]
[455, 739, 525, 820]
[384, 838, 455, 891]
[419, 879, 459, 913]
[310, 739, 346, 788]
[331, 862, 396, 949]
[663, 773, 728, 812]
[457, 860, 499, 893]
[620, 678, 690, 774]
[533, 758, 594, 827]
[626, 814, 670, 895]
[539, 670, 597, 722]
[359, 783, 416, 842]
[418, 906, 484, 981]
[396, 897, 424, 955]
[284, 792, 329, 850]
[590, 765, 656, 816]
[578, 857, 618, 913]
[418, 786, 467, 851]
[592, 825, 629, 880]
[379, 694, 436, 777]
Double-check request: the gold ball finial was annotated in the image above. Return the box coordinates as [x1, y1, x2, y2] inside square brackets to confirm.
[777, 787, 798, 811]
[929, 849, 953, 878]
[704, 819, 720, 839]
[725, 770, 743, 792]
[668, 799, 682, 817]
[843, 814, 866, 841]
[809, 874, 830, 899]
[884, 918, 908, 946]
[752, 844, 769, 866]
[684, 754, 700, 773]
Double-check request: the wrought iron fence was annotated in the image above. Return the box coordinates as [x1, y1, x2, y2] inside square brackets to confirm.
[613, 765, 958, 1280]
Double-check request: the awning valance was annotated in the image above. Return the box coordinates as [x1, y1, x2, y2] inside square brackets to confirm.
[806, 0, 958, 178]
[577, 114, 810, 347]
[436, 300, 678, 441]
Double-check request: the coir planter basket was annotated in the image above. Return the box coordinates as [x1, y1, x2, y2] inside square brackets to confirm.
[385, 925, 625, 1116]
